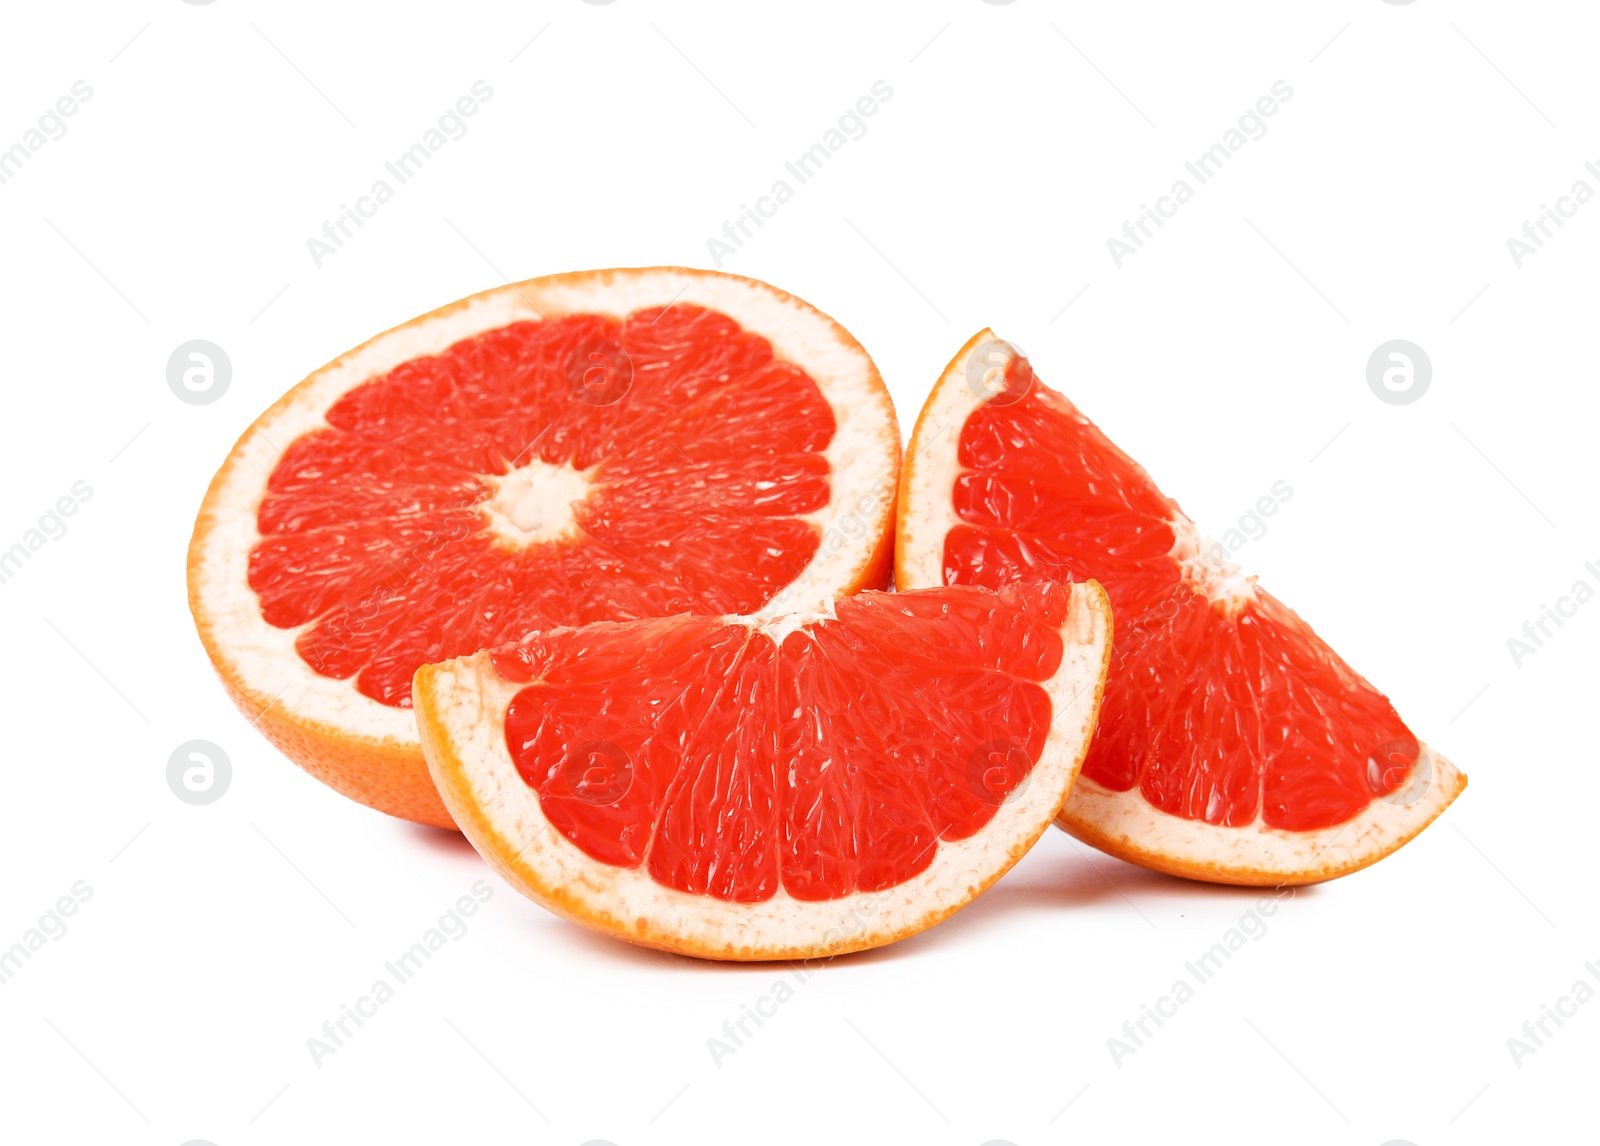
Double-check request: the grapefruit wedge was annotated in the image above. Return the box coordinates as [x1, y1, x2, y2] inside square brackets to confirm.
[414, 581, 1112, 960]
[897, 331, 1466, 886]
[188, 268, 899, 828]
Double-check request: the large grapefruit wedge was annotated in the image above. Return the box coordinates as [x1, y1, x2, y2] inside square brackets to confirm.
[188, 268, 899, 828]
[414, 581, 1112, 960]
[897, 331, 1466, 886]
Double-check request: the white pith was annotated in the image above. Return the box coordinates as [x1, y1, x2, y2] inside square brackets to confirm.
[416, 583, 1112, 959]
[1168, 516, 1257, 616]
[893, 330, 1000, 594]
[1061, 749, 1466, 884]
[896, 330, 1467, 883]
[189, 268, 900, 750]
[897, 330, 1257, 615]
[483, 459, 592, 546]
[743, 598, 837, 644]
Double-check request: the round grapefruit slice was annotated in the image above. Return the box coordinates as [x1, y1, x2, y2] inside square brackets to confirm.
[414, 581, 1112, 960]
[897, 331, 1466, 886]
[188, 268, 899, 829]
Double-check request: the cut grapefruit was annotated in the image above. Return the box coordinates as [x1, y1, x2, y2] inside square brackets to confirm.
[897, 331, 1466, 886]
[414, 581, 1112, 960]
[188, 268, 900, 829]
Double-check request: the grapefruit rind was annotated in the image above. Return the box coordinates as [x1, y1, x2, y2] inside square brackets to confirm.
[895, 329, 1005, 595]
[896, 330, 1467, 886]
[187, 268, 901, 829]
[414, 581, 1113, 961]
[1061, 750, 1466, 886]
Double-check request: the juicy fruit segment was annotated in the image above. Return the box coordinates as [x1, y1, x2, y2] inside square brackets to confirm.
[943, 355, 1417, 832]
[416, 577, 1113, 958]
[191, 268, 901, 832]
[249, 304, 835, 708]
[489, 583, 1068, 902]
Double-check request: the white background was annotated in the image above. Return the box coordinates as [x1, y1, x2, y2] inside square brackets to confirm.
[1, 2, 1594, 1144]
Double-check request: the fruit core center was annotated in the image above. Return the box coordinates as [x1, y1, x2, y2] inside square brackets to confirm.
[484, 460, 593, 546]
[1171, 516, 1256, 616]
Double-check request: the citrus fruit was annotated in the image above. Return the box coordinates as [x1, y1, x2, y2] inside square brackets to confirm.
[188, 268, 900, 829]
[414, 580, 1112, 960]
[896, 331, 1466, 886]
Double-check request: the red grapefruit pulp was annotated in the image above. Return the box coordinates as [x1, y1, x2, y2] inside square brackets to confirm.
[897, 332, 1465, 884]
[253, 303, 839, 707]
[416, 582, 1113, 958]
[189, 269, 900, 826]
